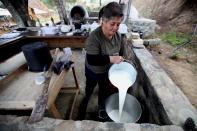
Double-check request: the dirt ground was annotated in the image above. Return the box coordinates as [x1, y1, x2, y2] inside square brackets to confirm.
[147, 41, 197, 109]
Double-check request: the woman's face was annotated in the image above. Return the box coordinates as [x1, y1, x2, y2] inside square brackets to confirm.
[102, 17, 122, 37]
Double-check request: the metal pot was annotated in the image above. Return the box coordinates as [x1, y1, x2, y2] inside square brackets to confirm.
[105, 93, 142, 123]
[108, 62, 137, 88]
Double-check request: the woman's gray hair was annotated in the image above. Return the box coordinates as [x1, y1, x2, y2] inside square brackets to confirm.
[102, 17, 109, 22]
[101, 2, 123, 21]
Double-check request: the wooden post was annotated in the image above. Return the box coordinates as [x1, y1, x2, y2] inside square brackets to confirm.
[54, 0, 69, 24]
[72, 67, 79, 90]
[1, 0, 36, 27]
[1, 0, 25, 27]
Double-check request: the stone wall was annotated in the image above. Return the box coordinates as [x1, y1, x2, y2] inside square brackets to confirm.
[126, 35, 197, 126]
[127, 18, 156, 38]
[0, 115, 183, 131]
[123, 38, 172, 125]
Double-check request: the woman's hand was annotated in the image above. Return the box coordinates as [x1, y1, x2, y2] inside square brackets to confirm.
[109, 56, 124, 64]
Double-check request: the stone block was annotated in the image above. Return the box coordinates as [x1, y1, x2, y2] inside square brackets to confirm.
[81, 120, 100, 131]
[55, 120, 76, 131]
[128, 18, 156, 38]
[124, 123, 140, 131]
[105, 122, 124, 131]
[140, 124, 159, 131]
[162, 125, 183, 131]
[131, 32, 140, 39]
[132, 39, 144, 47]
[94, 122, 108, 131]
[143, 38, 161, 47]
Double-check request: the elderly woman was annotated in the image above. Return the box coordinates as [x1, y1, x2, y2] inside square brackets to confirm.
[80, 2, 125, 121]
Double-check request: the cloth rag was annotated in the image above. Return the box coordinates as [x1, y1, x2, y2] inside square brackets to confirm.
[52, 60, 74, 75]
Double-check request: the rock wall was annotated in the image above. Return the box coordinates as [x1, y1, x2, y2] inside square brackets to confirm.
[126, 34, 197, 126]
[127, 18, 156, 38]
[0, 115, 183, 131]
[132, 0, 197, 33]
[123, 38, 172, 125]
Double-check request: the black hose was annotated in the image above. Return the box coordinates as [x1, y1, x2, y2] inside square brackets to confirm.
[167, 23, 197, 58]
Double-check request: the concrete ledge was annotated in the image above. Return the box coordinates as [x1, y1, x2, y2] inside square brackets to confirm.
[0, 115, 183, 131]
[133, 45, 197, 126]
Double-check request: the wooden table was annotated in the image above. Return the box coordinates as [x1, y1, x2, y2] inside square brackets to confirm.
[24, 31, 87, 48]
[0, 53, 79, 119]
[0, 31, 87, 62]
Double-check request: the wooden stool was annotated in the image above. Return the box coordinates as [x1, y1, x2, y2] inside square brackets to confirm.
[46, 55, 80, 120]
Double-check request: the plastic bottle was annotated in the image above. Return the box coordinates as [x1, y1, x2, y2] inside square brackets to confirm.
[82, 48, 86, 57]
[85, 22, 90, 36]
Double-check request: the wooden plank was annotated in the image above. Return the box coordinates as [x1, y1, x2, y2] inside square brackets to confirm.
[47, 69, 70, 108]
[25, 35, 86, 39]
[28, 48, 59, 123]
[72, 67, 79, 90]
[61, 87, 79, 90]
[50, 103, 62, 119]
[0, 64, 43, 108]
[0, 101, 35, 110]
[25, 36, 87, 48]
[0, 50, 79, 121]
[0, 64, 27, 88]
[42, 38, 86, 48]
[47, 54, 75, 108]
[69, 89, 79, 120]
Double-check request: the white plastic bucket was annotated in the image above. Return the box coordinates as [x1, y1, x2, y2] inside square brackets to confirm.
[108, 62, 137, 88]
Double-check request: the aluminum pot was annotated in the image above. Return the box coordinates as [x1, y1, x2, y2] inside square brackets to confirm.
[108, 62, 137, 88]
[105, 93, 142, 123]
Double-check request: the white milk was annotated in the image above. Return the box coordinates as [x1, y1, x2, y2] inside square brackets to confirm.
[109, 70, 132, 120]
[108, 110, 134, 123]
[118, 89, 127, 118]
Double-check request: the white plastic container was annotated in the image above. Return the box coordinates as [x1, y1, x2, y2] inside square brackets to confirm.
[41, 26, 58, 35]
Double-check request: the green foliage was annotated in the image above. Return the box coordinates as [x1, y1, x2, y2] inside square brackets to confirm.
[66, 0, 77, 3]
[0, 1, 5, 8]
[86, 6, 102, 11]
[170, 51, 179, 59]
[90, 0, 97, 3]
[159, 30, 188, 47]
[41, 0, 56, 10]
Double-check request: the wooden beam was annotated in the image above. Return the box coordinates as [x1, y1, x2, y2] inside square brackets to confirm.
[1, 0, 25, 27]
[28, 49, 59, 123]
[50, 103, 62, 119]
[1, 0, 36, 27]
[47, 54, 75, 108]
[69, 89, 79, 120]
[0, 101, 35, 110]
[25, 36, 86, 48]
[54, 0, 69, 24]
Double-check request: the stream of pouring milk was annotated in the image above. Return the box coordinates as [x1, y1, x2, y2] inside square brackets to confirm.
[109, 70, 132, 121]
